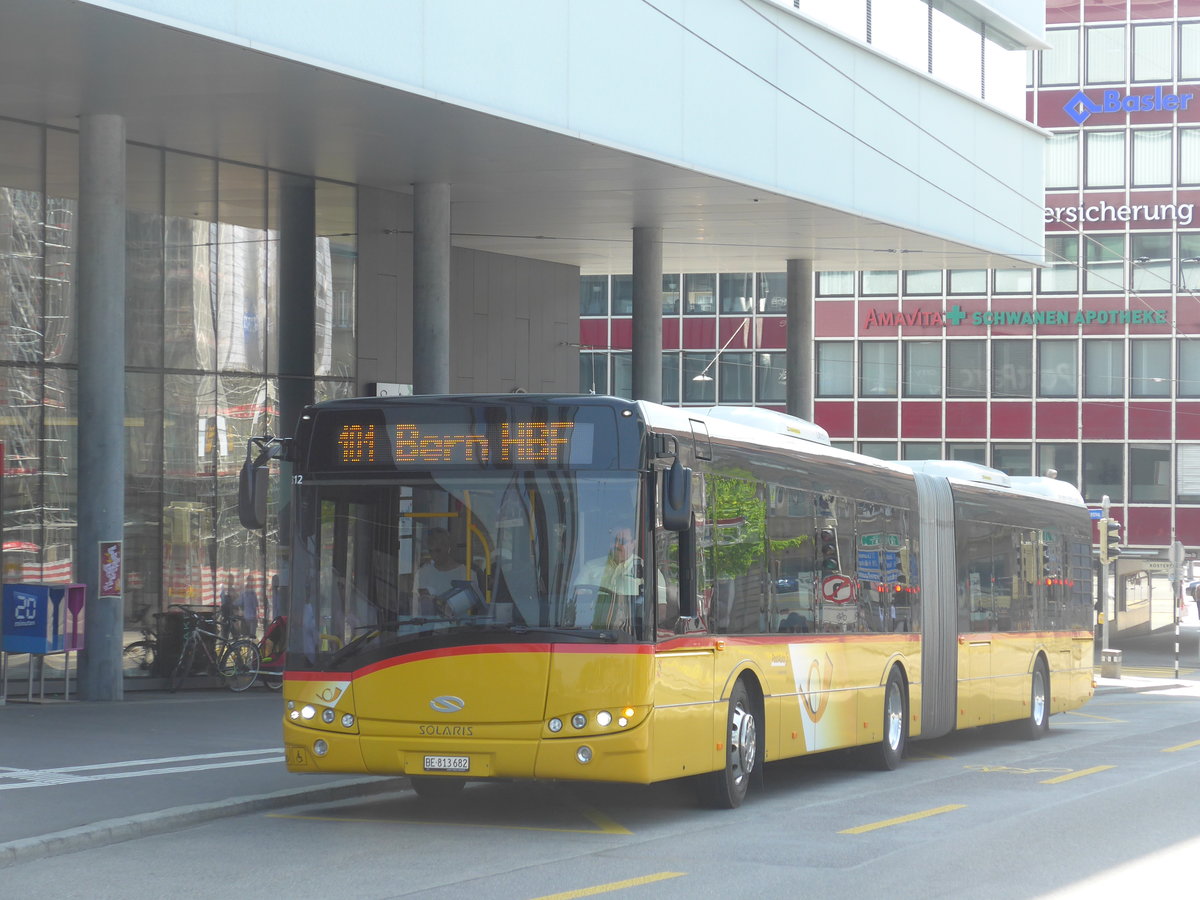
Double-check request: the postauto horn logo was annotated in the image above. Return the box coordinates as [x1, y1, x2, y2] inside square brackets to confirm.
[1065, 87, 1194, 125]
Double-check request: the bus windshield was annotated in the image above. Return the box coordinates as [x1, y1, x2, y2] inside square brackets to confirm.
[290, 470, 648, 671]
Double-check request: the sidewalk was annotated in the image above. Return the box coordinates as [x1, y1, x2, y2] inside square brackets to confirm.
[0, 689, 401, 868]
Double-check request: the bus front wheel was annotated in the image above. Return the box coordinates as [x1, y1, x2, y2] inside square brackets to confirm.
[697, 679, 757, 809]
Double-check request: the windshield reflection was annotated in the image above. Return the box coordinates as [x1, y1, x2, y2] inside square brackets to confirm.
[291, 471, 648, 670]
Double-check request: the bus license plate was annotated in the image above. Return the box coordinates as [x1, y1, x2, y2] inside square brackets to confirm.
[424, 755, 469, 772]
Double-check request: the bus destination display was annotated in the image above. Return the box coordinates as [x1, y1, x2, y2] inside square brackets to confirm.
[331, 419, 593, 468]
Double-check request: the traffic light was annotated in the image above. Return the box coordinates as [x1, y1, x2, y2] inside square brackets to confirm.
[1041, 532, 1054, 579]
[1099, 517, 1122, 565]
[819, 526, 840, 574]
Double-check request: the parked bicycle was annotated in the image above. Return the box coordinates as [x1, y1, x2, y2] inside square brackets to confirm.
[122, 626, 157, 675]
[169, 607, 260, 692]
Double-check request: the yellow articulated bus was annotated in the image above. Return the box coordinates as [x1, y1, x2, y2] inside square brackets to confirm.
[239, 394, 1094, 808]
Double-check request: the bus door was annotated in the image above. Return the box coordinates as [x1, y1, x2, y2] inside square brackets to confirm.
[959, 554, 995, 727]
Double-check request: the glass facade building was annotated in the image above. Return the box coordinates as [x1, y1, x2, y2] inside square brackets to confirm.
[582, 1, 1200, 554]
[0, 120, 355, 640]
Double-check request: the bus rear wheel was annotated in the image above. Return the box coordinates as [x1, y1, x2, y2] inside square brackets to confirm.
[868, 668, 907, 771]
[1021, 658, 1050, 740]
[697, 679, 757, 809]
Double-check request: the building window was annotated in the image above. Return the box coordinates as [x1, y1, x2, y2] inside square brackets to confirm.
[1039, 443, 1078, 485]
[992, 342, 1032, 399]
[1085, 25, 1126, 84]
[1177, 444, 1200, 503]
[662, 274, 681, 315]
[662, 351, 680, 404]
[757, 272, 788, 313]
[947, 443, 986, 464]
[1131, 233, 1173, 292]
[580, 275, 608, 316]
[1041, 28, 1079, 86]
[859, 442, 898, 461]
[1040, 235, 1078, 293]
[902, 270, 942, 296]
[860, 342, 898, 397]
[611, 352, 633, 399]
[1038, 341, 1077, 397]
[993, 269, 1032, 294]
[1131, 340, 1171, 398]
[1084, 235, 1125, 293]
[719, 273, 754, 314]
[1046, 133, 1079, 190]
[861, 270, 898, 296]
[579, 352, 608, 394]
[1182, 22, 1200, 80]
[718, 351, 753, 403]
[1132, 129, 1172, 187]
[683, 273, 715, 315]
[1084, 340, 1124, 398]
[1180, 339, 1200, 398]
[1182, 128, 1200, 186]
[948, 269, 988, 295]
[816, 342, 854, 397]
[947, 341, 986, 397]
[682, 352, 716, 403]
[902, 441, 941, 461]
[1083, 444, 1123, 504]
[1133, 23, 1172, 82]
[1182, 234, 1200, 288]
[992, 445, 1032, 477]
[611, 274, 633, 316]
[756, 352, 787, 404]
[903, 341, 942, 397]
[817, 271, 854, 297]
[1130, 444, 1170, 503]
[1085, 131, 1126, 189]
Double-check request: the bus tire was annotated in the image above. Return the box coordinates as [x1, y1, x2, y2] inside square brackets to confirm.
[410, 775, 466, 800]
[697, 679, 757, 809]
[868, 667, 907, 771]
[1021, 657, 1050, 740]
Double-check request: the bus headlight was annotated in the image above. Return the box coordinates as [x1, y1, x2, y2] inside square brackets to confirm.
[571, 713, 587, 730]
[301, 704, 316, 720]
[341, 713, 355, 728]
[548, 717, 563, 733]
[576, 746, 593, 764]
[313, 739, 329, 757]
[321, 708, 336, 724]
[596, 711, 612, 727]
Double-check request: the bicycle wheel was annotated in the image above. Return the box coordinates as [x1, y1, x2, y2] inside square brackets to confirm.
[219, 639, 260, 692]
[169, 639, 197, 693]
[122, 639, 156, 675]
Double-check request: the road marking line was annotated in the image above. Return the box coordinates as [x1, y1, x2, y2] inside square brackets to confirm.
[839, 804, 965, 834]
[1162, 739, 1200, 753]
[0, 751, 282, 791]
[268, 811, 620, 836]
[532, 872, 686, 898]
[1040, 765, 1115, 784]
[1063, 711, 1126, 723]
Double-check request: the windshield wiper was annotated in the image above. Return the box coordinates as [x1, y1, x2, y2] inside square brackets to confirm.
[497, 624, 619, 643]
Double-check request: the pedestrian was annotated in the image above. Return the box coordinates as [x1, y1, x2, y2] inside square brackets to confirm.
[239, 577, 259, 638]
[219, 582, 236, 639]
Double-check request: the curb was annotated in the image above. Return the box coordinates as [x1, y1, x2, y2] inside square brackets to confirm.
[0, 776, 405, 869]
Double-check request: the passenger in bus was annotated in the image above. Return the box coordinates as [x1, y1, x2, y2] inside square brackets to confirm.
[778, 611, 809, 633]
[574, 528, 667, 631]
[415, 528, 468, 616]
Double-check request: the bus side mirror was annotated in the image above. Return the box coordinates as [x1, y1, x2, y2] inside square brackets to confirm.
[238, 438, 284, 530]
[662, 458, 692, 532]
[238, 458, 270, 530]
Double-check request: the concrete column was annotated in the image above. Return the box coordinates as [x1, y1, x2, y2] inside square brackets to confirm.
[278, 176, 316, 439]
[77, 115, 126, 701]
[631, 226, 663, 402]
[786, 259, 814, 420]
[413, 183, 451, 395]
